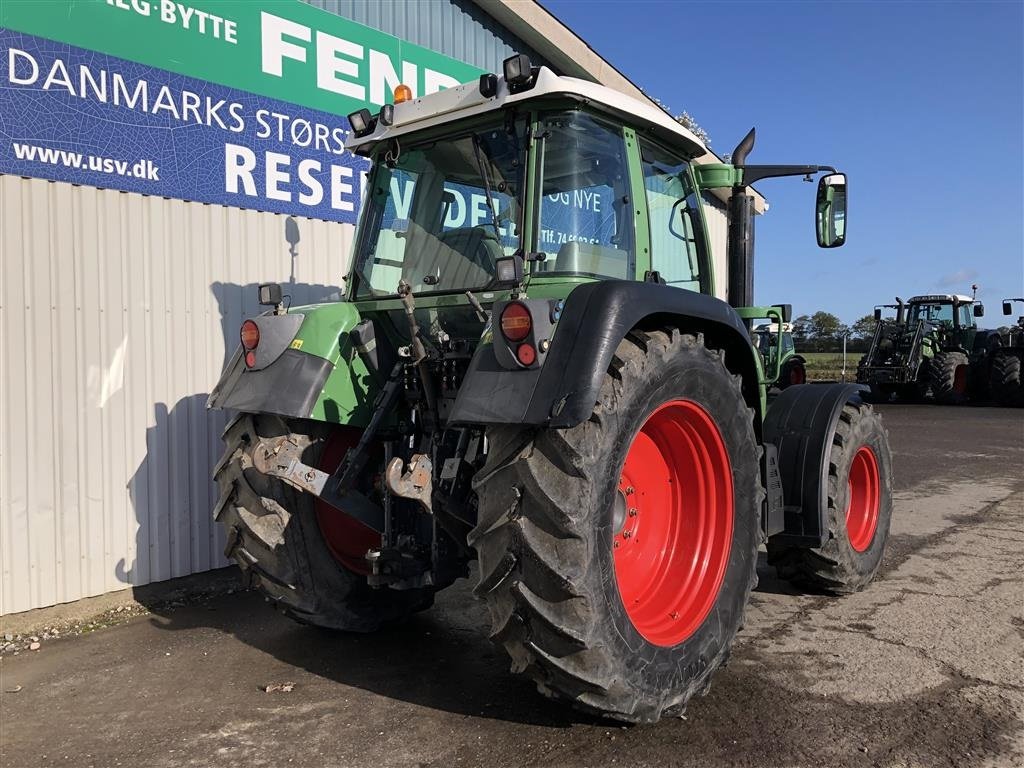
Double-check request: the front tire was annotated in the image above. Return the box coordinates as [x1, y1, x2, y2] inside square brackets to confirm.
[930, 351, 970, 404]
[767, 401, 893, 593]
[778, 357, 807, 389]
[471, 330, 761, 723]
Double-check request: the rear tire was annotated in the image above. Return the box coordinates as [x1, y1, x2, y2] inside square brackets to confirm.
[471, 330, 761, 723]
[214, 414, 433, 631]
[767, 401, 892, 593]
[930, 351, 970, 404]
[991, 351, 1024, 407]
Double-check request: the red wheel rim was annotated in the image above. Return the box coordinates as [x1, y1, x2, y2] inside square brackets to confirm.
[845, 445, 880, 552]
[612, 400, 733, 647]
[789, 365, 806, 386]
[314, 429, 381, 574]
[953, 364, 968, 395]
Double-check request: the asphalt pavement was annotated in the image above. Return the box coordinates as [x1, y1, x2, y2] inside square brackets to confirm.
[1, 403, 1022, 768]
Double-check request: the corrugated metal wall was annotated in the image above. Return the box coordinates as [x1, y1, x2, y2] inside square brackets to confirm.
[0, 175, 353, 614]
[304, 0, 548, 72]
[703, 197, 730, 301]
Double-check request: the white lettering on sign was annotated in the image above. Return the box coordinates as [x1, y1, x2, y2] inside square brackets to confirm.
[259, 11, 464, 106]
[224, 143, 356, 213]
[106, 0, 237, 43]
[315, 30, 365, 101]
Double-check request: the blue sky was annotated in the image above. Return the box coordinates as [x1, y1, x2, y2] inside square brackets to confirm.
[542, 0, 1024, 323]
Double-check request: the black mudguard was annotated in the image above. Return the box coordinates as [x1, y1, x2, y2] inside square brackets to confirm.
[449, 280, 758, 428]
[763, 382, 868, 547]
[207, 347, 333, 419]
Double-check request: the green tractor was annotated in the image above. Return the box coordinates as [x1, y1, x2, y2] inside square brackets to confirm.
[208, 57, 892, 723]
[752, 321, 807, 388]
[857, 293, 996, 403]
[990, 298, 1024, 406]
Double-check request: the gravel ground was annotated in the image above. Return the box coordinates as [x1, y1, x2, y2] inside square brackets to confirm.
[1, 402, 1022, 768]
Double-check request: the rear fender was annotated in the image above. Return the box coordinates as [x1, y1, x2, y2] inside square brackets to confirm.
[763, 382, 868, 547]
[449, 281, 762, 428]
[208, 302, 374, 424]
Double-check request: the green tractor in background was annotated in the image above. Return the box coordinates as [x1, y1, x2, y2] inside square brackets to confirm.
[990, 298, 1024, 406]
[208, 57, 892, 723]
[752, 321, 806, 389]
[857, 293, 998, 403]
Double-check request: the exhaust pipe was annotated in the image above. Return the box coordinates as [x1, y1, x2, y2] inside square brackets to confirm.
[727, 128, 756, 308]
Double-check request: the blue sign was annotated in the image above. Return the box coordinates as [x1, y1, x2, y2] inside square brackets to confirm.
[0, 29, 369, 223]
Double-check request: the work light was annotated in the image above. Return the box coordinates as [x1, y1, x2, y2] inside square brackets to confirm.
[494, 254, 523, 287]
[347, 108, 374, 137]
[502, 54, 533, 91]
[258, 283, 282, 306]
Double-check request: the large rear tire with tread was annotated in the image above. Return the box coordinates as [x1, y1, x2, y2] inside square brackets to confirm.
[767, 401, 892, 593]
[214, 414, 433, 631]
[990, 351, 1024, 407]
[930, 351, 970, 404]
[471, 330, 762, 723]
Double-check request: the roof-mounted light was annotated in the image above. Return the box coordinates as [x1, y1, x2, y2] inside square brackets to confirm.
[394, 84, 413, 103]
[502, 53, 535, 93]
[479, 73, 498, 98]
[347, 108, 375, 138]
[379, 104, 395, 126]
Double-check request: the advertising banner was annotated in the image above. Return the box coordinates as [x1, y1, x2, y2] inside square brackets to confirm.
[0, 0, 483, 222]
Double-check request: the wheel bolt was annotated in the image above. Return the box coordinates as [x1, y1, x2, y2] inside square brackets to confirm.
[622, 530, 632, 539]
[628, 507, 637, 517]
[625, 486, 635, 495]
[669, 611, 679, 620]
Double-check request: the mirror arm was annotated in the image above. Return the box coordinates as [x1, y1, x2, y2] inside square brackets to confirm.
[736, 165, 836, 186]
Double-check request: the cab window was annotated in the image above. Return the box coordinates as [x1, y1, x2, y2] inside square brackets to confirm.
[639, 140, 704, 292]
[534, 112, 635, 279]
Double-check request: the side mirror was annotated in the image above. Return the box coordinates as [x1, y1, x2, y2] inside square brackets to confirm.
[815, 172, 847, 248]
[874, 308, 882, 321]
[285, 216, 301, 248]
[973, 303, 984, 318]
[1004, 301, 1013, 315]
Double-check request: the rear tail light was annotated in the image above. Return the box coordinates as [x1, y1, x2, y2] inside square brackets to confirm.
[500, 302, 532, 342]
[240, 320, 260, 368]
[516, 343, 537, 366]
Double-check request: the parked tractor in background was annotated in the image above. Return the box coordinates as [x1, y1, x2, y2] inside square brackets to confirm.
[207, 56, 893, 723]
[990, 298, 1024, 407]
[753, 321, 806, 388]
[857, 293, 998, 403]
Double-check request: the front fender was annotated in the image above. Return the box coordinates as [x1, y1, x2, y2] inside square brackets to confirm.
[449, 281, 760, 428]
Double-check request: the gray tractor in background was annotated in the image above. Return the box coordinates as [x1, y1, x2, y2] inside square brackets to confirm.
[857, 293, 998, 403]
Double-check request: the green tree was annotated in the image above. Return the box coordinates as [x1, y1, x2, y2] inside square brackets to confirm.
[809, 311, 842, 340]
[851, 314, 878, 340]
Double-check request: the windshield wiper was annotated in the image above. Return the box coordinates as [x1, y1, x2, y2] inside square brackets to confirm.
[471, 134, 503, 242]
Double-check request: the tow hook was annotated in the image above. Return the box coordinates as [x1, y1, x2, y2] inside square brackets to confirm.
[386, 454, 434, 514]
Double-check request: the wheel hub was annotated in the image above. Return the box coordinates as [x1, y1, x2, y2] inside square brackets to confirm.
[845, 445, 880, 552]
[611, 400, 733, 647]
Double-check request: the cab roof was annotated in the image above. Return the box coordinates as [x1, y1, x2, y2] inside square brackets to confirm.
[908, 294, 975, 304]
[347, 66, 708, 160]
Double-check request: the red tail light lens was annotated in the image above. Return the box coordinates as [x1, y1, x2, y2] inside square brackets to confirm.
[500, 302, 532, 342]
[245, 351, 257, 368]
[516, 343, 537, 366]
[240, 320, 260, 351]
